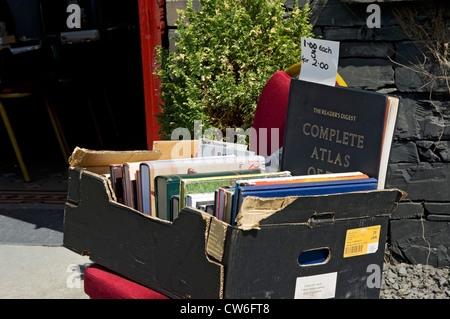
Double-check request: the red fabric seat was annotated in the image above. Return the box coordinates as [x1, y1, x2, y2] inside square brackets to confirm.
[249, 70, 342, 158]
[84, 264, 170, 299]
[249, 71, 292, 157]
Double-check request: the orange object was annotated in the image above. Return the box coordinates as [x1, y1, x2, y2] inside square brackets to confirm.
[242, 173, 369, 186]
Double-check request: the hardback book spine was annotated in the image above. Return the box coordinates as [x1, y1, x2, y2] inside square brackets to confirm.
[122, 162, 140, 209]
[110, 164, 124, 204]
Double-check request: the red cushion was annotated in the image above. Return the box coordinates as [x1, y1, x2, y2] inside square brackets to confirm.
[84, 264, 170, 299]
[250, 71, 292, 157]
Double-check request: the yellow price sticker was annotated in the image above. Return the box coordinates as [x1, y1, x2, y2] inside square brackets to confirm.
[343, 225, 381, 258]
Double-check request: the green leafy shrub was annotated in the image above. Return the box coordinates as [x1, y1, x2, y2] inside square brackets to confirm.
[155, 0, 314, 139]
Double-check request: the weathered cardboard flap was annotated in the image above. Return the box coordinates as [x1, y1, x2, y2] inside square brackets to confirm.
[68, 141, 200, 174]
[236, 189, 406, 230]
[206, 218, 228, 262]
[68, 147, 163, 174]
[234, 196, 298, 230]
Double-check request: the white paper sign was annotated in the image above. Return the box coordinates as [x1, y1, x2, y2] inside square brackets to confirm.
[299, 37, 340, 87]
[294, 272, 338, 299]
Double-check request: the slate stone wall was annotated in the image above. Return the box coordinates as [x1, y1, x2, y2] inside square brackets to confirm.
[304, 0, 450, 267]
[164, 0, 450, 267]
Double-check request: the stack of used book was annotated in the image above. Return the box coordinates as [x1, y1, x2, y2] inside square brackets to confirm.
[107, 150, 378, 225]
[107, 138, 277, 221]
[101, 78, 398, 227]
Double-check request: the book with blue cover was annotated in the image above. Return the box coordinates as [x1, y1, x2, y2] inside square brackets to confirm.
[231, 177, 378, 225]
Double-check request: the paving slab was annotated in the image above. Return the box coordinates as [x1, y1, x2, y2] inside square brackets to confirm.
[0, 202, 92, 299]
[0, 244, 91, 299]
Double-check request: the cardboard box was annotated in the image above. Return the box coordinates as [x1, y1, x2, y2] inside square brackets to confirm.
[63, 152, 404, 298]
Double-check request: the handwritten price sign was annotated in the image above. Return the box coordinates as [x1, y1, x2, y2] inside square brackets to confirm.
[299, 38, 340, 87]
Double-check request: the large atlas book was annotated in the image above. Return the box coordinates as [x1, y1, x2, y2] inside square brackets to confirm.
[281, 79, 399, 190]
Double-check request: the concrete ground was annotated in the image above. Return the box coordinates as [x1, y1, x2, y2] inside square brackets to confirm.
[0, 155, 92, 299]
[0, 203, 92, 299]
[0, 244, 91, 299]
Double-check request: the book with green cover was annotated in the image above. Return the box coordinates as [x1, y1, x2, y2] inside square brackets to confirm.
[179, 171, 292, 212]
[155, 169, 262, 221]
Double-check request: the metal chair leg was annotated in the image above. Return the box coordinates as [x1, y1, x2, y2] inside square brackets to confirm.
[0, 101, 31, 182]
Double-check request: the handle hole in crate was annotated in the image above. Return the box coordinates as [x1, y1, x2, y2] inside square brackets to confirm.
[298, 248, 330, 266]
